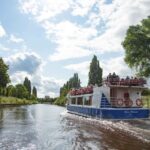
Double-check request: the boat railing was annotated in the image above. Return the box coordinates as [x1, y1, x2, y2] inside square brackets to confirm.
[101, 97, 150, 108]
[103, 76, 147, 87]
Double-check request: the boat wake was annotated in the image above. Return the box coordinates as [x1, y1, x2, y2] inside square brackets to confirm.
[61, 111, 150, 144]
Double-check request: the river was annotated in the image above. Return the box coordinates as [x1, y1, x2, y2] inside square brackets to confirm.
[0, 104, 150, 150]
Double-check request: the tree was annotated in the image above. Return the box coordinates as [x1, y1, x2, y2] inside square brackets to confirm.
[88, 55, 103, 86]
[56, 73, 81, 105]
[60, 73, 81, 97]
[23, 77, 31, 97]
[32, 86, 37, 98]
[122, 16, 150, 77]
[15, 84, 28, 99]
[0, 58, 10, 95]
[68, 73, 80, 89]
[6, 85, 15, 97]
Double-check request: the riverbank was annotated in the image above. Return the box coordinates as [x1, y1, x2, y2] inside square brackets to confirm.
[54, 96, 67, 106]
[0, 96, 38, 105]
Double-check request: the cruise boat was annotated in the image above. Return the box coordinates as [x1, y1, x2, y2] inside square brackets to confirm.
[66, 74, 150, 120]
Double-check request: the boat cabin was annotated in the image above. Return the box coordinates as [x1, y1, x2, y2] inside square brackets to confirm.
[67, 74, 147, 108]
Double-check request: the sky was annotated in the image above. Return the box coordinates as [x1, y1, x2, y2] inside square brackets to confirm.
[0, 0, 150, 98]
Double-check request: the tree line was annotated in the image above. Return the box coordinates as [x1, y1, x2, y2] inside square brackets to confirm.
[0, 57, 37, 100]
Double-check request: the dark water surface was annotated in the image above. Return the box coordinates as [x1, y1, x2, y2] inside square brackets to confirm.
[0, 104, 150, 150]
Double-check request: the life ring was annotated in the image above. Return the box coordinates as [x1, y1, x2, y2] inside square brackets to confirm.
[124, 99, 133, 107]
[117, 99, 123, 106]
[136, 99, 143, 107]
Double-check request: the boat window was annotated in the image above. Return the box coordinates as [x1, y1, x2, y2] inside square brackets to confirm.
[77, 97, 83, 105]
[84, 96, 92, 105]
[71, 98, 76, 104]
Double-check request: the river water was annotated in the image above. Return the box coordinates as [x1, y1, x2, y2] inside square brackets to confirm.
[0, 104, 150, 150]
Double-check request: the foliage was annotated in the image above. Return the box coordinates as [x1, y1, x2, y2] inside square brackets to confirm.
[6, 85, 16, 97]
[32, 86, 37, 99]
[142, 95, 150, 108]
[60, 73, 80, 97]
[15, 84, 29, 99]
[0, 58, 10, 94]
[0, 96, 38, 105]
[55, 73, 81, 106]
[142, 89, 150, 96]
[88, 55, 103, 86]
[122, 16, 150, 77]
[23, 77, 31, 97]
[38, 97, 57, 103]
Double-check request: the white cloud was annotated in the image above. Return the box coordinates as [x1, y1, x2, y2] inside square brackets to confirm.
[88, 0, 150, 53]
[31, 75, 65, 97]
[44, 21, 96, 61]
[19, 0, 150, 61]
[19, 0, 73, 22]
[65, 61, 90, 76]
[64, 56, 134, 79]
[0, 25, 6, 37]
[0, 44, 10, 51]
[101, 56, 134, 77]
[5, 52, 42, 74]
[71, 0, 97, 17]
[19, 0, 96, 22]
[10, 34, 24, 43]
[10, 71, 31, 85]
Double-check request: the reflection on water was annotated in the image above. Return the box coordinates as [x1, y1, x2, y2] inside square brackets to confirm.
[0, 104, 150, 150]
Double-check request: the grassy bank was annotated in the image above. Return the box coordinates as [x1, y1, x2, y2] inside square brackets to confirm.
[0, 96, 38, 105]
[54, 96, 67, 106]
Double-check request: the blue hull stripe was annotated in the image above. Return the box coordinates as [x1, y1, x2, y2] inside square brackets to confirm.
[67, 105, 149, 119]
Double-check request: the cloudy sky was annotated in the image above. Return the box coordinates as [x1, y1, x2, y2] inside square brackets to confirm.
[0, 0, 150, 97]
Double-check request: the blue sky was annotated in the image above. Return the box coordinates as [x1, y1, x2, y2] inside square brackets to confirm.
[0, 0, 150, 97]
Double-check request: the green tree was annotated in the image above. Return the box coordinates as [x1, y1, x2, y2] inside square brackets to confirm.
[56, 73, 81, 105]
[88, 55, 103, 86]
[11, 86, 17, 97]
[32, 86, 37, 98]
[0, 58, 10, 95]
[23, 77, 31, 97]
[60, 73, 81, 97]
[122, 16, 150, 77]
[6, 85, 15, 97]
[15, 84, 28, 99]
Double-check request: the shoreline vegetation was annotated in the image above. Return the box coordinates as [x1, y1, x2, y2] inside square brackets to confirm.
[0, 96, 38, 105]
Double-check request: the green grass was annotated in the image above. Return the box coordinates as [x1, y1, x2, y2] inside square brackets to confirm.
[0, 96, 38, 105]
